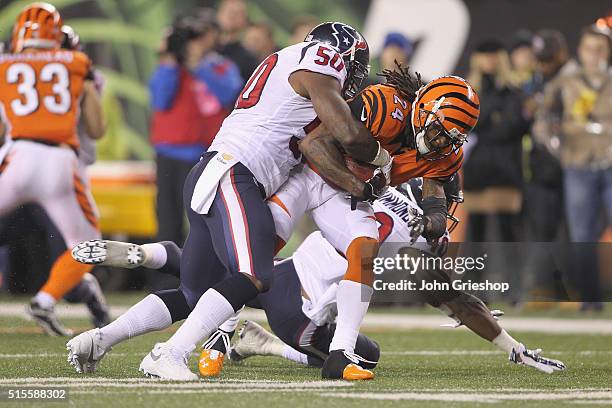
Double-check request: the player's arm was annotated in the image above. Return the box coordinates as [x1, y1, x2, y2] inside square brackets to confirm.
[289, 71, 388, 166]
[419, 178, 448, 240]
[299, 124, 366, 197]
[81, 80, 106, 140]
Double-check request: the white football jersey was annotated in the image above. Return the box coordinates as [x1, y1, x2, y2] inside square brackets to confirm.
[210, 42, 347, 197]
[373, 187, 450, 256]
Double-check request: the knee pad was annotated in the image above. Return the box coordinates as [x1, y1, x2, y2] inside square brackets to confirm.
[154, 289, 191, 323]
[344, 237, 379, 286]
[354, 333, 380, 369]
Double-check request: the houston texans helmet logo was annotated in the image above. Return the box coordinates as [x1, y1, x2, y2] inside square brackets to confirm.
[330, 22, 359, 54]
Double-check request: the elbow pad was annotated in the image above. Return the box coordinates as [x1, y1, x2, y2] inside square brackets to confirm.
[422, 197, 447, 240]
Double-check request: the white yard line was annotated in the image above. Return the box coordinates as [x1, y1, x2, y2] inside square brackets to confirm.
[1, 350, 610, 359]
[323, 390, 612, 403]
[2, 302, 611, 334]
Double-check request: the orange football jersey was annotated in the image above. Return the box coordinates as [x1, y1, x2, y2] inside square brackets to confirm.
[349, 83, 463, 185]
[349, 83, 411, 155]
[0, 49, 90, 148]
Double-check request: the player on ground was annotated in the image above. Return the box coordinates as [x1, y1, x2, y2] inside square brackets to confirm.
[0, 3, 105, 336]
[69, 21, 388, 381]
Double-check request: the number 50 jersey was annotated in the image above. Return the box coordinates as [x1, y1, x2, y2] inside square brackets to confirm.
[0, 50, 91, 149]
[210, 42, 347, 197]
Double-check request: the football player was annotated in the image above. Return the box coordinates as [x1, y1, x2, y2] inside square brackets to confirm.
[253, 66, 479, 379]
[70, 21, 388, 381]
[0, 3, 105, 336]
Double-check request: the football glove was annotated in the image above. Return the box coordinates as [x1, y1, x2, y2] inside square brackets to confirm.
[349, 168, 387, 210]
[509, 344, 566, 374]
[406, 210, 429, 244]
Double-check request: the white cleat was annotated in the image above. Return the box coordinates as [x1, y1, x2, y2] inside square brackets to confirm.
[66, 328, 111, 373]
[139, 343, 198, 381]
[72, 240, 144, 268]
[229, 320, 283, 361]
[509, 343, 566, 374]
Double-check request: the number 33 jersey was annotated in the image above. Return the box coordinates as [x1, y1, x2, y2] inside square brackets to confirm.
[0, 49, 91, 149]
[210, 42, 347, 197]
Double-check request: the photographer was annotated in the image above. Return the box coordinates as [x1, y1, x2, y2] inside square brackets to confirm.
[149, 10, 243, 249]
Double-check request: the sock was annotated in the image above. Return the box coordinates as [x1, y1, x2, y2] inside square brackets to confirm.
[158, 241, 182, 278]
[141, 243, 168, 269]
[40, 250, 93, 300]
[166, 289, 234, 354]
[281, 345, 309, 365]
[219, 307, 243, 333]
[33, 291, 56, 309]
[492, 329, 521, 354]
[97, 294, 172, 349]
[329, 280, 373, 353]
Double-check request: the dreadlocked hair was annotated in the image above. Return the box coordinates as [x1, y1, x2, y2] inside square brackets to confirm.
[378, 60, 423, 103]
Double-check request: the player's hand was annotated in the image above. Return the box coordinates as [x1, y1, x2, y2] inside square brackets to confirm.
[510, 346, 566, 374]
[349, 169, 386, 210]
[406, 209, 428, 244]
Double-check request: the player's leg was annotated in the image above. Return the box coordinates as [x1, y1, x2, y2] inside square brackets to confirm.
[311, 193, 379, 380]
[28, 155, 99, 336]
[72, 239, 182, 277]
[143, 158, 276, 380]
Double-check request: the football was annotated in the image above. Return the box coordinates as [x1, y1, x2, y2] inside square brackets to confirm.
[344, 155, 377, 182]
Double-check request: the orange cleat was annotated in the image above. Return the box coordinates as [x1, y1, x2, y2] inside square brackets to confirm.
[342, 363, 374, 380]
[198, 349, 225, 377]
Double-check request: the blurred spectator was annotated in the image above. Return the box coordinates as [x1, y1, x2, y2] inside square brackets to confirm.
[463, 40, 528, 242]
[522, 30, 573, 302]
[534, 25, 612, 308]
[216, 0, 258, 80]
[243, 22, 278, 63]
[149, 10, 243, 247]
[380, 32, 413, 71]
[291, 15, 318, 44]
[508, 29, 535, 88]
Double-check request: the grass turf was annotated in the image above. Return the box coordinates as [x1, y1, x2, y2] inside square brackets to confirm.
[0, 306, 611, 407]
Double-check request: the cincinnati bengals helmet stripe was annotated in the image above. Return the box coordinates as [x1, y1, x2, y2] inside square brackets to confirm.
[12, 2, 63, 53]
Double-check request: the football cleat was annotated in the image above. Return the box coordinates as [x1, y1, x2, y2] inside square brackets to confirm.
[321, 350, 374, 380]
[139, 343, 198, 381]
[229, 320, 282, 361]
[72, 240, 144, 268]
[198, 349, 224, 377]
[26, 300, 73, 337]
[509, 344, 566, 374]
[66, 328, 111, 373]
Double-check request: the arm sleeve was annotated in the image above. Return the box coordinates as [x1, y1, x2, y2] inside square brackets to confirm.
[195, 55, 244, 108]
[288, 42, 347, 88]
[148, 63, 180, 111]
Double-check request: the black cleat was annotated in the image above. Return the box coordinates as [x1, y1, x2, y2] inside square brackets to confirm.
[321, 349, 374, 380]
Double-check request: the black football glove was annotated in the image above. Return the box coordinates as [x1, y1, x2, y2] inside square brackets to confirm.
[406, 210, 430, 244]
[350, 169, 387, 210]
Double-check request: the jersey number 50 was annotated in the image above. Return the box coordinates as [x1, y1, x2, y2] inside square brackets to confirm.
[7, 62, 71, 116]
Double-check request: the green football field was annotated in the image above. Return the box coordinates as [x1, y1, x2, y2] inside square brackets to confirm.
[0, 297, 611, 407]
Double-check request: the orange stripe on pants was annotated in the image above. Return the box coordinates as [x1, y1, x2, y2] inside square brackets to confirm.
[73, 171, 99, 229]
[343, 237, 378, 287]
[40, 249, 93, 300]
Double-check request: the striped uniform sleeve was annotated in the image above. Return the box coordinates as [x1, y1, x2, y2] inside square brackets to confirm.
[390, 147, 464, 186]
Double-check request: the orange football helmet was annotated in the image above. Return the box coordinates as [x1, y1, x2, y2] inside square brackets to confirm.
[11, 2, 63, 53]
[411, 76, 480, 160]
